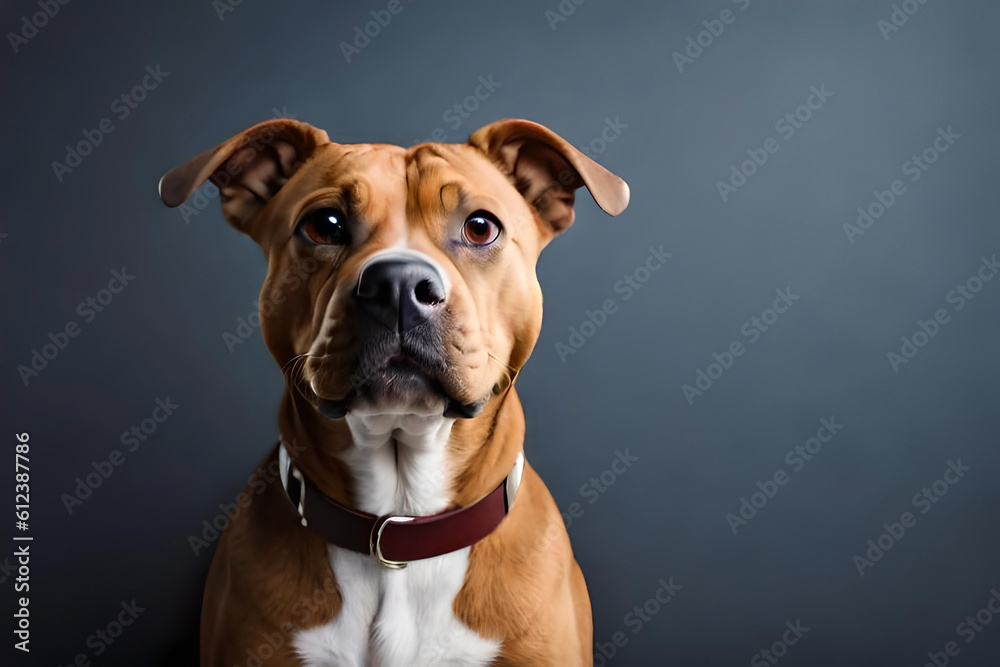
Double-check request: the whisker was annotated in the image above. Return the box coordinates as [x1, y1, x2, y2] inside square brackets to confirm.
[280, 352, 321, 404]
[280, 352, 310, 377]
[487, 352, 518, 391]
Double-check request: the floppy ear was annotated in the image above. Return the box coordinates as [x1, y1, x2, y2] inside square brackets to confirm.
[467, 119, 629, 234]
[158, 118, 329, 233]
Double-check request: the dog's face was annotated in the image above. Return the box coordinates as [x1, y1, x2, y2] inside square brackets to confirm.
[160, 119, 628, 419]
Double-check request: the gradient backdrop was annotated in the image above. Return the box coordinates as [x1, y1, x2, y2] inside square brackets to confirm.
[2, 0, 1000, 665]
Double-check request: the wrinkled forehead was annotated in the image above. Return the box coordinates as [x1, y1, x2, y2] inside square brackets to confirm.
[300, 142, 521, 235]
[405, 142, 517, 208]
[407, 143, 525, 237]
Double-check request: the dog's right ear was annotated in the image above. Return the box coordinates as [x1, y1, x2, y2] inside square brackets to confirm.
[468, 119, 629, 237]
[158, 118, 329, 233]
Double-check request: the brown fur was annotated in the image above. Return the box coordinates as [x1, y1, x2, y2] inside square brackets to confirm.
[160, 118, 628, 665]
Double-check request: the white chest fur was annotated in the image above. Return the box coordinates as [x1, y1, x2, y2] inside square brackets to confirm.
[292, 412, 501, 667]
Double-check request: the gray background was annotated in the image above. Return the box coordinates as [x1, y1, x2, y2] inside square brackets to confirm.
[2, 0, 999, 665]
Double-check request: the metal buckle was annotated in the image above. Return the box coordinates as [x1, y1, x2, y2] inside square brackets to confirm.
[369, 515, 413, 569]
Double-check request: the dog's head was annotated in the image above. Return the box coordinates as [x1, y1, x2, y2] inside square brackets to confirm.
[160, 118, 628, 420]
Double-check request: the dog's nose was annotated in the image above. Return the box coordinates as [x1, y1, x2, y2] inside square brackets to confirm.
[355, 258, 446, 333]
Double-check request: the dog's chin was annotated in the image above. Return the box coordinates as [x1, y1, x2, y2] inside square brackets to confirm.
[312, 358, 489, 420]
[349, 359, 449, 416]
[310, 357, 449, 419]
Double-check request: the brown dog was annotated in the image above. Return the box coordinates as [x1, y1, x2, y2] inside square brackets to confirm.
[159, 117, 628, 666]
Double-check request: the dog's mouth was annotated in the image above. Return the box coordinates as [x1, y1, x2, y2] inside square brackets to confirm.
[384, 353, 426, 372]
[357, 331, 446, 390]
[311, 335, 486, 420]
[358, 349, 443, 397]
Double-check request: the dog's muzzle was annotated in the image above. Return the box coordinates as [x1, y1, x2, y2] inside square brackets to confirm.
[315, 253, 487, 419]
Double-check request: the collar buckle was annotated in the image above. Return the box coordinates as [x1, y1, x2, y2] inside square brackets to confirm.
[369, 515, 414, 569]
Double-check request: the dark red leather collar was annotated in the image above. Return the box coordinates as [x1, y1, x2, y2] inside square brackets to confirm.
[279, 443, 524, 569]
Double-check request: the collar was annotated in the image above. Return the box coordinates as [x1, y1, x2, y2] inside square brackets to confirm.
[278, 442, 525, 569]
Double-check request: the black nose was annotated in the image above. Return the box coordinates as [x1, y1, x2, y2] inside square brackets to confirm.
[355, 258, 446, 333]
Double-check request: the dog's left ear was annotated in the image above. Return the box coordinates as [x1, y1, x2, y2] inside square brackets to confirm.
[158, 118, 329, 234]
[468, 119, 629, 234]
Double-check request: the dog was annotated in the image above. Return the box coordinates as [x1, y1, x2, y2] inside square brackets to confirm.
[159, 117, 629, 666]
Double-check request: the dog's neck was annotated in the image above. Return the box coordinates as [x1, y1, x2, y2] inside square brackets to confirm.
[340, 411, 455, 516]
[277, 389, 524, 517]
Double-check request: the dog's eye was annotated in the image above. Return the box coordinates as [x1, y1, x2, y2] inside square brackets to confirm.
[462, 211, 501, 247]
[299, 208, 350, 246]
